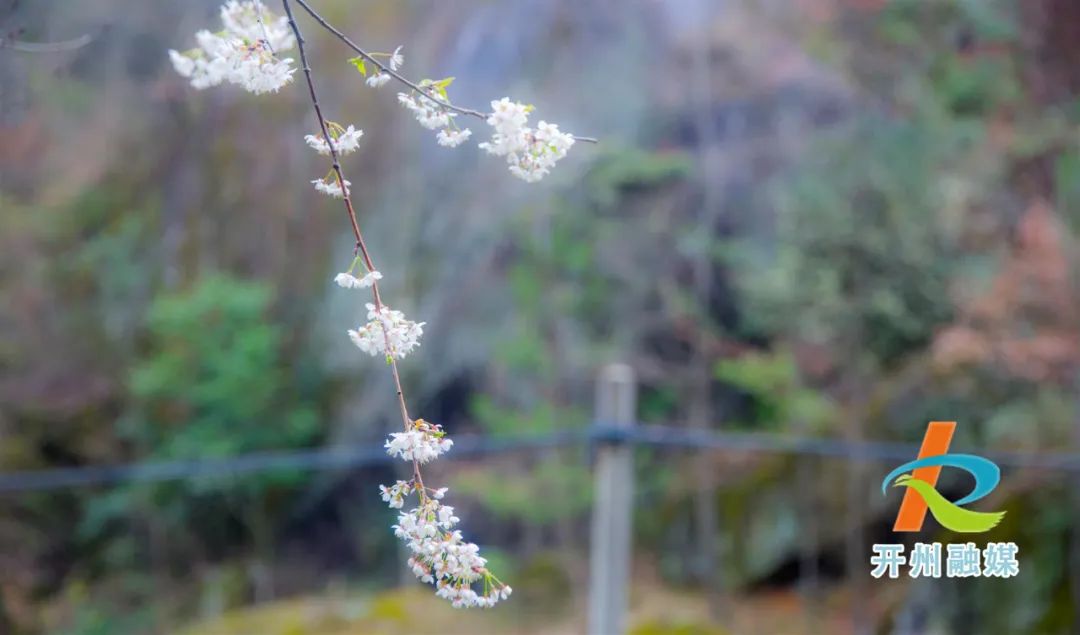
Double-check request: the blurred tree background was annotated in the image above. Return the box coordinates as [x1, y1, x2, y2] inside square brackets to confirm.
[2, 0, 1080, 633]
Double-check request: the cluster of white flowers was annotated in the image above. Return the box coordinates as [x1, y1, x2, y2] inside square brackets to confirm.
[218, 0, 294, 48]
[396, 93, 575, 181]
[398, 92, 454, 130]
[389, 47, 404, 70]
[436, 128, 473, 148]
[305, 123, 363, 200]
[347, 302, 425, 360]
[479, 98, 576, 182]
[380, 481, 448, 509]
[392, 498, 512, 608]
[379, 480, 415, 509]
[169, 1, 296, 94]
[305, 124, 363, 156]
[334, 269, 382, 289]
[366, 73, 392, 88]
[365, 46, 403, 88]
[311, 176, 350, 198]
[385, 419, 454, 464]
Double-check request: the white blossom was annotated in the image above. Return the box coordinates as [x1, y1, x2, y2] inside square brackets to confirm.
[232, 53, 296, 94]
[168, 49, 196, 77]
[487, 97, 529, 136]
[334, 270, 382, 289]
[392, 497, 511, 608]
[385, 419, 453, 464]
[366, 72, 392, 88]
[195, 29, 233, 59]
[436, 128, 472, 148]
[169, 1, 295, 94]
[478, 98, 575, 182]
[347, 302, 425, 359]
[379, 480, 415, 509]
[312, 177, 350, 198]
[398, 92, 453, 130]
[305, 125, 364, 156]
[219, 0, 295, 51]
[389, 45, 404, 71]
[170, 36, 229, 90]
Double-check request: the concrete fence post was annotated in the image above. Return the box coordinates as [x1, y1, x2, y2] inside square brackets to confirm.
[588, 363, 637, 635]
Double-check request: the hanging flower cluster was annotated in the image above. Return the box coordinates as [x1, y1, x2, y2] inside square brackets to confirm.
[377, 431, 511, 607]
[311, 177, 350, 198]
[334, 269, 382, 289]
[398, 90, 455, 131]
[384, 475, 511, 605]
[305, 123, 364, 156]
[436, 128, 473, 148]
[347, 302, 425, 360]
[169, 1, 295, 94]
[479, 98, 576, 182]
[364, 45, 403, 88]
[306, 121, 361, 197]
[391, 81, 576, 182]
[169, 0, 594, 609]
[379, 480, 416, 509]
[385, 418, 454, 464]
[394, 499, 512, 608]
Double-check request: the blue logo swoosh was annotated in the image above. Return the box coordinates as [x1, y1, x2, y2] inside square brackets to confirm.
[880, 454, 1000, 506]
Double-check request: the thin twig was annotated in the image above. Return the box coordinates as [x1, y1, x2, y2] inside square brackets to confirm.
[1, 31, 95, 53]
[291, 0, 598, 144]
[254, 2, 277, 55]
[281, 0, 425, 490]
[282, 0, 362, 253]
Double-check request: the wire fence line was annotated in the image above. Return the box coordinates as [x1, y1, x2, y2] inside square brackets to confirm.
[3, 424, 1079, 494]
[630, 425, 1080, 470]
[0, 430, 588, 493]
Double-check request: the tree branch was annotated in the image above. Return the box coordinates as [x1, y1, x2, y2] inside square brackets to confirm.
[281, 0, 424, 489]
[1, 30, 97, 53]
[292, 0, 598, 144]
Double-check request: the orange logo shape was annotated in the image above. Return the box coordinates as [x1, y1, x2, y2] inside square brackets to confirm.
[893, 421, 955, 532]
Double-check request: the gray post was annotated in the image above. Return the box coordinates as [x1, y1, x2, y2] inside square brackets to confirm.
[588, 363, 637, 635]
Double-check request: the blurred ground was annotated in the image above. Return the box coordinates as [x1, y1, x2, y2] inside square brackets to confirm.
[175, 580, 864, 635]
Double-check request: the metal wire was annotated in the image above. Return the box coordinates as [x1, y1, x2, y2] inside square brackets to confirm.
[625, 425, 1080, 471]
[0, 430, 589, 493]
[2, 425, 1077, 494]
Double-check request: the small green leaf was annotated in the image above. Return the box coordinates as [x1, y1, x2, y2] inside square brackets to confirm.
[433, 77, 455, 99]
[348, 56, 368, 77]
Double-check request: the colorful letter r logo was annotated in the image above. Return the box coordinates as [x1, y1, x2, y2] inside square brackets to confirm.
[883, 421, 1005, 534]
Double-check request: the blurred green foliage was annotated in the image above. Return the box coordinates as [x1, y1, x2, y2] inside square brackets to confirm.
[714, 350, 835, 432]
[81, 275, 321, 558]
[736, 118, 964, 366]
[128, 275, 317, 459]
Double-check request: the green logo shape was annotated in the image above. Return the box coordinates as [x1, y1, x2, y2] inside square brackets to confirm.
[892, 474, 1005, 533]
